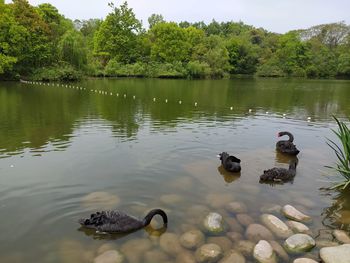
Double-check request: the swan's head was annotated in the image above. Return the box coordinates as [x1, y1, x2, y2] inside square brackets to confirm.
[217, 152, 228, 160]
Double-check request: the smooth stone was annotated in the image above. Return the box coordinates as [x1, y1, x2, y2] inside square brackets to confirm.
[195, 243, 223, 263]
[159, 233, 182, 256]
[320, 244, 350, 263]
[282, 205, 311, 222]
[81, 192, 120, 210]
[206, 193, 234, 208]
[284, 234, 315, 253]
[253, 240, 277, 263]
[294, 197, 315, 208]
[120, 238, 151, 263]
[236, 214, 254, 226]
[235, 240, 255, 257]
[293, 258, 318, 263]
[333, 230, 350, 244]
[219, 249, 246, 263]
[226, 202, 248, 214]
[207, 237, 233, 252]
[176, 251, 196, 263]
[269, 240, 289, 262]
[316, 239, 339, 248]
[180, 230, 205, 249]
[260, 204, 282, 214]
[160, 194, 183, 204]
[59, 239, 95, 263]
[226, 232, 243, 243]
[226, 217, 244, 233]
[169, 176, 193, 191]
[97, 244, 118, 255]
[94, 250, 124, 263]
[245, 224, 274, 242]
[261, 214, 293, 238]
[286, 220, 311, 234]
[144, 250, 169, 263]
[203, 212, 225, 234]
[337, 210, 350, 224]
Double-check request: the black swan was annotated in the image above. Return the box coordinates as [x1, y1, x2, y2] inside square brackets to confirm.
[79, 209, 168, 233]
[218, 152, 241, 172]
[259, 159, 298, 183]
[276, 131, 300, 155]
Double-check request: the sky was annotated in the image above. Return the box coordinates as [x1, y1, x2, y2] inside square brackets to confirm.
[6, 0, 350, 33]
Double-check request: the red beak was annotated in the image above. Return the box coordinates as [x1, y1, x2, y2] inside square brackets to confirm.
[277, 132, 280, 137]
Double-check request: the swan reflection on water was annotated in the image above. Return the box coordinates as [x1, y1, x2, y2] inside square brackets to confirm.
[217, 165, 241, 183]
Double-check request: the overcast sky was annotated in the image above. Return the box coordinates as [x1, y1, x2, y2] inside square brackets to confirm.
[6, 0, 350, 33]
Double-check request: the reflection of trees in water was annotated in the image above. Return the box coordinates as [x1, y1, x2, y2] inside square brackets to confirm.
[1, 78, 350, 157]
[321, 187, 350, 231]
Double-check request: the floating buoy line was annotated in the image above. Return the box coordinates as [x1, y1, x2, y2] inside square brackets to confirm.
[19, 80, 313, 122]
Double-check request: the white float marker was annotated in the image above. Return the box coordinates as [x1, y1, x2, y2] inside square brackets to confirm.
[165, 99, 168, 103]
[230, 106, 233, 110]
[266, 111, 269, 114]
[307, 117, 311, 122]
[194, 102, 197, 107]
[116, 93, 119, 96]
[283, 113, 286, 117]
[110, 92, 113, 96]
[249, 109, 252, 113]
[179, 100, 182, 104]
[133, 95, 135, 99]
[124, 94, 127, 98]
[153, 98, 156, 102]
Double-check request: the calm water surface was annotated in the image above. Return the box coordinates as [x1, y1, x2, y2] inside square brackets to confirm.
[1, 78, 350, 262]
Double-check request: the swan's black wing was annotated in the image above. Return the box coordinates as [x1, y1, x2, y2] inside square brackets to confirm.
[79, 211, 144, 233]
[260, 168, 287, 182]
[276, 141, 299, 155]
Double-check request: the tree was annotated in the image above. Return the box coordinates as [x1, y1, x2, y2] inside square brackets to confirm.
[94, 1, 142, 64]
[148, 14, 164, 29]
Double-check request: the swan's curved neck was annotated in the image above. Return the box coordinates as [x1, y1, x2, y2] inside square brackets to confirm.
[289, 159, 298, 170]
[142, 209, 168, 226]
[281, 132, 294, 142]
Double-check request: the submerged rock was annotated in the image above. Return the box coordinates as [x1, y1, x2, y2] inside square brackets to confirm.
[226, 217, 244, 233]
[219, 249, 245, 263]
[245, 224, 274, 242]
[333, 230, 350, 244]
[282, 205, 311, 222]
[253, 240, 277, 263]
[203, 212, 225, 234]
[320, 244, 350, 263]
[316, 239, 339, 248]
[286, 220, 311, 234]
[195, 243, 223, 263]
[269, 240, 289, 262]
[260, 204, 282, 214]
[159, 233, 182, 256]
[207, 237, 233, 252]
[226, 231, 243, 243]
[93, 250, 124, 263]
[206, 193, 234, 208]
[176, 251, 196, 263]
[226, 202, 248, 214]
[144, 250, 169, 263]
[235, 240, 255, 257]
[120, 238, 152, 263]
[261, 214, 293, 238]
[284, 234, 315, 253]
[180, 230, 205, 249]
[97, 244, 118, 255]
[236, 213, 254, 226]
[293, 258, 318, 263]
[81, 191, 120, 210]
[160, 194, 183, 205]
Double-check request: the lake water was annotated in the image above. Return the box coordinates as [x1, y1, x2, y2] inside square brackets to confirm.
[0, 78, 350, 262]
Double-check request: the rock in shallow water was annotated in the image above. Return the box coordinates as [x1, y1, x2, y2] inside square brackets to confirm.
[333, 230, 350, 244]
[261, 214, 293, 238]
[286, 220, 311, 234]
[293, 258, 318, 263]
[219, 249, 245, 263]
[93, 250, 124, 263]
[207, 237, 233, 252]
[253, 240, 277, 263]
[226, 201, 248, 214]
[282, 205, 311, 222]
[81, 191, 120, 210]
[269, 240, 289, 262]
[203, 212, 225, 234]
[159, 233, 182, 256]
[236, 213, 254, 226]
[320, 244, 350, 263]
[245, 224, 274, 242]
[284, 234, 315, 253]
[180, 230, 205, 249]
[195, 243, 223, 263]
[235, 240, 255, 257]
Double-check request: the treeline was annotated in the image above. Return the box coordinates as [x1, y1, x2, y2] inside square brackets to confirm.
[1, 0, 350, 81]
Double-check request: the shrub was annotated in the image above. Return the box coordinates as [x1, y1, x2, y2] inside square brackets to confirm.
[31, 64, 82, 81]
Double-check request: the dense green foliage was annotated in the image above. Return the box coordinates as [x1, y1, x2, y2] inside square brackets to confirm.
[326, 117, 350, 190]
[0, 0, 349, 80]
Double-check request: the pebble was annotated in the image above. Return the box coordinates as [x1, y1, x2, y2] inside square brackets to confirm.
[245, 224, 274, 242]
[81, 191, 120, 210]
[226, 231, 243, 243]
[206, 193, 234, 208]
[320, 244, 350, 263]
[284, 234, 315, 253]
[176, 251, 196, 263]
[93, 250, 124, 263]
[269, 240, 289, 262]
[235, 240, 255, 257]
[260, 204, 282, 214]
[226, 202, 248, 214]
[253, 240, 277, 263]
[333, 230, 350, 244]
[207, 236, 233, 252]
[120, 238, 151, 263]
[97, 244, 118, 255]
[159, 233, 182, 256]
[160, 194, 183, 205]
[286, 220, 311, 234]
[282, 205, 311, 222]
[293, 258, 318, 263]
[236, 213, 254, 226]
[219, 249, 246, 263]
[260, 214, 293, 238]
[144, 250, 169, 263]
[316, 239, 340, 248]
[203, 212, 225, 234]
[180, 230, 205, 249]
[195, 243, 223, 263]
